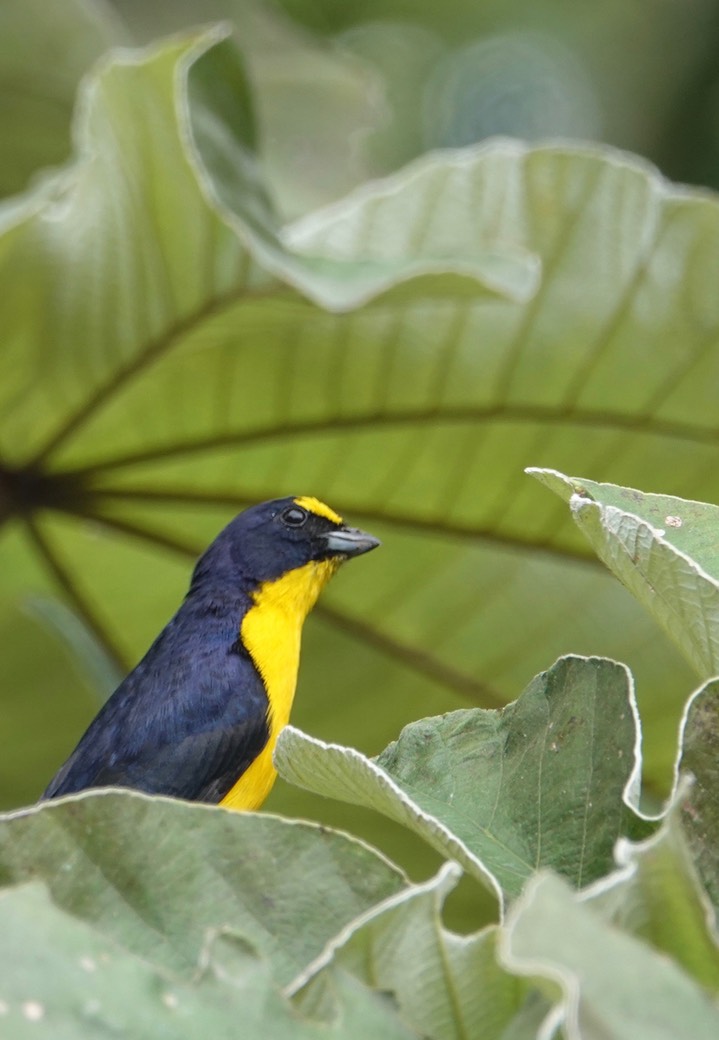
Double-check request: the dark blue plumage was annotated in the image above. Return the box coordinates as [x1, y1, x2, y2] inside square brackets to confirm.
[43, 565, 268, 801]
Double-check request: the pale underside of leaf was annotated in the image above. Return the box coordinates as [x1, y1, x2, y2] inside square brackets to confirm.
[530, 468, 719, 677]
[0, 790, 408, 985]
[502, 870, 719, 1040]
[0, 882, 418, 1040]
[276, 655, 646, 904]
[290, 862, 528, 1040]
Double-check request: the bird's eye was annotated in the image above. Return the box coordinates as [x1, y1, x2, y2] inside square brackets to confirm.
[281, 506, 308, 528]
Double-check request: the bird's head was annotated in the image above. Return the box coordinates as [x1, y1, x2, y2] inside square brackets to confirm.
[190, 496, 380, 597]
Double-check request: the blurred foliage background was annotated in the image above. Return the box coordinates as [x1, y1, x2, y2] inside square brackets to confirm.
[2, 0, 719, 898]
[50, 0, 719, 203]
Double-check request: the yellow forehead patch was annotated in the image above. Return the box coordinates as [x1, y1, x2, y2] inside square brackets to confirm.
[294, 496, 343, 525]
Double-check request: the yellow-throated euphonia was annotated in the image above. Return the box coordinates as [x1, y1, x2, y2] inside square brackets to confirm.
[42, 496, 379, 810]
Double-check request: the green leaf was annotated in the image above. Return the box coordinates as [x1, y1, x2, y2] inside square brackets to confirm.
[0, 882, 417, 1040]
[0, 790, 407, 984]
[292, 862, 527, 1040]
[589, 792, 719, 993]
[277, 655, 647, 902]
[502, 871, 719, 1040]
[677, 679, 719, 912]
[530, 470, 719, 677]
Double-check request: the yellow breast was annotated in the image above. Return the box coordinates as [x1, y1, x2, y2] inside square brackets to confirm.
[219, 557, 340, 811]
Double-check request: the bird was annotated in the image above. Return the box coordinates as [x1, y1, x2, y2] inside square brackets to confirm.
[42, 496, 379, 811]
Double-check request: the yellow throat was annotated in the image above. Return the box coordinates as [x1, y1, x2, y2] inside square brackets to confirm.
[219, 510, 342, 811]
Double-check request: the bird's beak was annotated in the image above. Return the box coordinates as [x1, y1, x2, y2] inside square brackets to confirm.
[321, 526, 380, 558]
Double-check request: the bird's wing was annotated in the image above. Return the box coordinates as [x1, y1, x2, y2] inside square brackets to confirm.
[42, 633, 269, 803]
[89, 703, 269, 802]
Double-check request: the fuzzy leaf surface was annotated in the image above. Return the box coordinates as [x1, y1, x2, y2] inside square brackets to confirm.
[0, 882, 418, 1040]
[531, 470, 719, 677]
[503, 871, 719, 1040]
[277, 655, 647, 902]
[0, 790, 406, 985]
[292, 863, 526, 1040]
[677, 679, 719, 913]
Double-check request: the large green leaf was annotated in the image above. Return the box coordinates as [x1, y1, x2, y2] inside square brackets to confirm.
[501, 791, 719, 1038]
[276, 656, 648, 902]
[503, 870, 719, 1040]
[0, 882, 417, 1039]
[590, 791, 719, 993]
[6, 13, 719, 826]
[293, 862, 528, 1040]
[0, 791, 407, 983]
